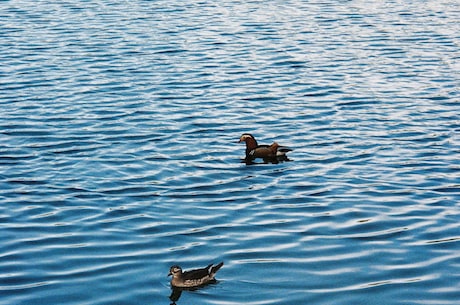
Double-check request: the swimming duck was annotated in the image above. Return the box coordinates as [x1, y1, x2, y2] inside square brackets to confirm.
[238, 133, 292, 163]
[168, 262, 224, 288]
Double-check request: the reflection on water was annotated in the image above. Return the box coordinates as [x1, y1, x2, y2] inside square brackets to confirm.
[169, 288, 183, 305]
[241, 155, 293, 165]
[169, 281, 219, 305]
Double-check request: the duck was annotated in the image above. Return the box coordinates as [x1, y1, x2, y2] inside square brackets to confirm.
[168, 262, 224, 288]
[238, 133, 292, 163]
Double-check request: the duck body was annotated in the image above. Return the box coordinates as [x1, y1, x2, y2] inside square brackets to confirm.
[239, 133, 292, 163]
[168, 262, 224, 288]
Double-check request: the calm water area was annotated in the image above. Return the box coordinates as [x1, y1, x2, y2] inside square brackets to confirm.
[1, 0, 460, 304]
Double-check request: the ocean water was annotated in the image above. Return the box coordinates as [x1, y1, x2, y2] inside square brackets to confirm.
[1, 0, 459, 304]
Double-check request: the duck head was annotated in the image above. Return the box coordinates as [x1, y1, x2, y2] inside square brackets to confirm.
[238, 133, 257, 143]
[239, 133, 259, 154]
[168, 265, 182, 278]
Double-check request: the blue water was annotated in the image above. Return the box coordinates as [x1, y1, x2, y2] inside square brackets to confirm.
[1, 0, 459, 304]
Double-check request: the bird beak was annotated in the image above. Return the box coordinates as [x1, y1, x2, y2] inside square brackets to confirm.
[168, 272, 172, 277]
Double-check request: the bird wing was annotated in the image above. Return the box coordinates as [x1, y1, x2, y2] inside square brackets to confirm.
[182, 264, 213, 280]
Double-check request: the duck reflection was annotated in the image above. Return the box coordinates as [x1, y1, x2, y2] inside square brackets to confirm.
[242, 155, 292, 165]
[168, 280, 218, 305]
[168, 287, 182, 305]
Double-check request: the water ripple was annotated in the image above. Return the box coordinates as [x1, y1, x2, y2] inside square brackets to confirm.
[1, 0, 460, 305]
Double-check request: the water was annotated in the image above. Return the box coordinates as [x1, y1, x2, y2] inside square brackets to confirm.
[1, 0, 459, 304]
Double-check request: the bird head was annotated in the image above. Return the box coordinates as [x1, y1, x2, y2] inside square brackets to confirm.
[168, 265, 182, 277]
[238, 133, 255, 143]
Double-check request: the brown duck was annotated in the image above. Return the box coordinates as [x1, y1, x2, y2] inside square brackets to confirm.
[168, 262, 224, 288]
[239, 133, 292, 163]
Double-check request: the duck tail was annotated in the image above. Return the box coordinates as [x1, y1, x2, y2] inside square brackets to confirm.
[211, 262, 224, 275]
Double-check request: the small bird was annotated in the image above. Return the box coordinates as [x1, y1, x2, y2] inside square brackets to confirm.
[168, 262, 224, 288]
[239, 133, 292, 163]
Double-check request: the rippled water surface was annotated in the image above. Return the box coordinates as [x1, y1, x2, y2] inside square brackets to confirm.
[1, 0, 460, 304]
